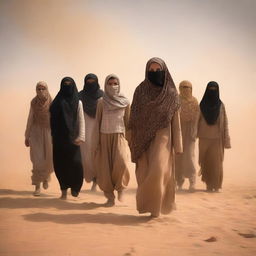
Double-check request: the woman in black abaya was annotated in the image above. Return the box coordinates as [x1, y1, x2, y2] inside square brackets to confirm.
[50, 77, 85, 199]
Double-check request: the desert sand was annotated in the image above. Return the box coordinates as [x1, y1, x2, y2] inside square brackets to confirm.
[1, 1, 256, 255]
[0, 91, 256, 255]
[0, 165, 256, 256]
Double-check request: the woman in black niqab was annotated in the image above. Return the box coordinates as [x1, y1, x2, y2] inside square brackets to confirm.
[200, 81, 222, 125]
[50, 77, 84, 199]
[78, 73, 103, 118]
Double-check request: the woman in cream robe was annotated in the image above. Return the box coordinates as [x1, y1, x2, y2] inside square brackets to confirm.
[93, 74, 130, 206]
[25, 81, 53, 196]
[78, 73, 103, 191]
[175, 80, 199, 192]
[129, 58, 182, 217]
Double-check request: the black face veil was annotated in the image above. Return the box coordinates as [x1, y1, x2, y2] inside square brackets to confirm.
[78, 73, 103, 117]
[200, 81, 222, 125]
[50, 77, 79, 142]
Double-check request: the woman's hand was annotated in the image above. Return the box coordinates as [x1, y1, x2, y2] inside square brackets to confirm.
[74, 138, 83, 146]
[25, 138, 30, 147]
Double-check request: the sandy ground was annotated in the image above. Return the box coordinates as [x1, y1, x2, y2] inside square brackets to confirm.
[0, 166, 255, 256]
[0, 91, 256, 256]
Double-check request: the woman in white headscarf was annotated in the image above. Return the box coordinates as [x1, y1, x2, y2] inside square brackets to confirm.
[175, 80, 199, 192]
[93, 74, 131, 206]
[25, 81, 53, 196]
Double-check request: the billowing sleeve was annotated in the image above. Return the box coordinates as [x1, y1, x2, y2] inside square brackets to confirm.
[91, 99, 103, 152]
[191, 110, 200, 140]
[222, 104, 231, 149]
[76, 101, 85, 142]
[25, 106, 34, 139]
[171, 110, 183, 153]
[124, 104, 131, 141]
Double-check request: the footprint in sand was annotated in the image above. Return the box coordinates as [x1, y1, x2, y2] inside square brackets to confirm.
[238, 232, 256, 238]
[204, 236, 217, 242]
[123, 247, 136, 256]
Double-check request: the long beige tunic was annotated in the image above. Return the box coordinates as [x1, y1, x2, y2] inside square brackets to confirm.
[93, 99, 131, 200]
[175, 114, 199, 187]
[135, 111, 183, 216]
[25, 107, 54, 185]
[80, 112, 97, 183]
[198, 104, 231, 190]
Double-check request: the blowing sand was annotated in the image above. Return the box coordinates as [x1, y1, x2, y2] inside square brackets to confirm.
[0, 156, 256, 256]
[0, 90, 256, 255]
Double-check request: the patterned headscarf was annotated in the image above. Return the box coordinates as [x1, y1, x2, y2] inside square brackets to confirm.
[31, 81, 52, 128]
[129, 57, 180, 162]
[179, 80, 199, 122]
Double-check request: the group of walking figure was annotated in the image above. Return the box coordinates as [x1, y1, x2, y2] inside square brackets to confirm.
[25, 57, 231, 218]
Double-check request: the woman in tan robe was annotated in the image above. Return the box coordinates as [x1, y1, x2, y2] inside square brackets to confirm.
[78, 73, 103, 191]
[93, 74, 130, 206]
[198, 81, 231, 192]
[175, 80, 199, 192]
[129, 57, 183, 217]
[25, 81, 53, 196]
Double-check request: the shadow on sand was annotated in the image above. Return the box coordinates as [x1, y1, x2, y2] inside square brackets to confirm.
[22, 212, 153, 226]
[0, 189, 52, 197]
[0, 196, 106, 211]
[175, 188, 207, 195]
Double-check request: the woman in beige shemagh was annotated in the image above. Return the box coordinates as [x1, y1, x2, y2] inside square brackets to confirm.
[175, 80, 199, 192]
[93, 74, 131, 206]
[129, 57, 183, 217]
[25, 81, 53, 196]
[198, 81, 231, 192]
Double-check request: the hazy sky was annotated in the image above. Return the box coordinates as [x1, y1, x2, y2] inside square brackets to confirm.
[0, 0, 255, 102]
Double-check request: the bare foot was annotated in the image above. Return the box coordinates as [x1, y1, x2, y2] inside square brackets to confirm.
[42, 181, 48, 190]
[117, 191, 124, 202]
[60, 190, 67, 200]
[33, 185, 40, 196]
[90, 181, 97, 192]
[105, 199, 115, 207]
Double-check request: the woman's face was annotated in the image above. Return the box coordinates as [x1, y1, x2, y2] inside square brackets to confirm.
[208, 86, 217, 91]
[36, 85, 47, 99]
[107, 78, 119, 87]
[107, 78, 119, 95]
[37, 85, 46, 92]
[86, 78, 96, 84]
[148, 62, 162, 72]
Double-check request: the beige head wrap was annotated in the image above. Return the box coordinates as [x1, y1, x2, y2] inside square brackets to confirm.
[31, 81, 52, 128]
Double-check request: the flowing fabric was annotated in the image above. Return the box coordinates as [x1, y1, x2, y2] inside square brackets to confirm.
[179, 80, 199, 122]
[200, 81, 221, 125]
[175, 80, 199, 188]
[50, 77, 84, 193]
[50, 77, 79, 143]
[103, 74, 130, 111]
[129, 57, 180, 162]
[25, 81, 53, 185]
[78, 73, 103, 117]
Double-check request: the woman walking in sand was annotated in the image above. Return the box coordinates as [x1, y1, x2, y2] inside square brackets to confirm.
[78, 73, 103, 191]
[175, 80, 199, 192]
[25, 81, 53, 196]
[129, 57, 183, 217]
[50, 77, 85, 199]
[198, 81, 231, 192]
[93, 74, 130, 206]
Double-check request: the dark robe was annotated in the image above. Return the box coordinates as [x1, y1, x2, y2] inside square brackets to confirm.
[50, 77, 83, 193]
